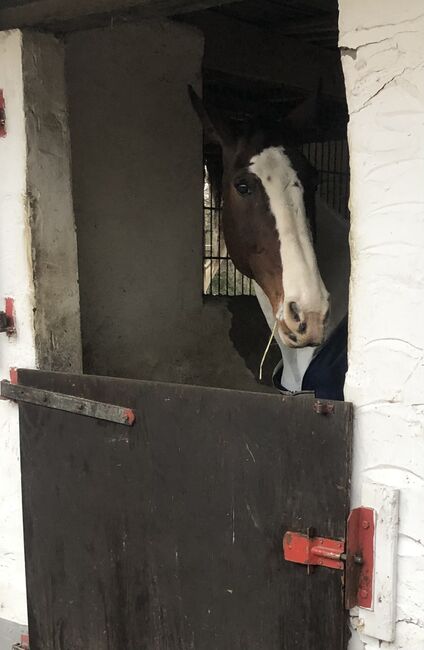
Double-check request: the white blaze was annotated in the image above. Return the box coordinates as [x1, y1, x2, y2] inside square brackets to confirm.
[250, 146, 328, 322]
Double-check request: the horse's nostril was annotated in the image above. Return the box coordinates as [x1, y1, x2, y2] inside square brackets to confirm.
[289, 301, 300, 322]
[298, 322, 307, 335]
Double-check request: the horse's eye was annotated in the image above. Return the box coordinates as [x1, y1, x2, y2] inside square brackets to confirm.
[234, 181, 251, 196]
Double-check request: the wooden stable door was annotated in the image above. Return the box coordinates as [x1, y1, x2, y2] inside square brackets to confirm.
[15, 370, 352, 649]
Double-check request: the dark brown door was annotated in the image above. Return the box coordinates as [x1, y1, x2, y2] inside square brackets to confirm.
[17, 369, 352, 650]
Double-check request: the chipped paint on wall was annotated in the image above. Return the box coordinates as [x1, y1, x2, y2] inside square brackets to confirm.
[339, 0, 424, 647]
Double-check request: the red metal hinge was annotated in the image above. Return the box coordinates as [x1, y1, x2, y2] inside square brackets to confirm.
[0, 297, 16, 336]
[0, 90, 6, 138]
[282, 506, 375, 610]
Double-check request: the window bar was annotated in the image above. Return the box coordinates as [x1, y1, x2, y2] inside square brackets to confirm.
[339, 141, 344, 215]
[344, 142, 350, 219]
[340, 141, 343, 214]
[209, 205, 213, 296]
[327, 141, 331, 204]
[335, 141, 339, 214]
[209, 177, 213, 295]
[203, 199, 207, 294]
[226, 251, 229, 296]
[337, 141, 343, 215]
[217, 202, 221, 296]
[328, 141, 333, 209]
[334, 141, 339, 214]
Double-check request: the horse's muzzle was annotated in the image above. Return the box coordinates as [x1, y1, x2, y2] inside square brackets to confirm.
[278, 305, 329, 349]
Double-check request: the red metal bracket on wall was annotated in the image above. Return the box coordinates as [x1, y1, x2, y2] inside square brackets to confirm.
[12, 633, 29, 650]
[0, 297, 15, 336]
[282, 506, 375, 610]
[345, 506, 375, 609]
[0, 90, 6, 138]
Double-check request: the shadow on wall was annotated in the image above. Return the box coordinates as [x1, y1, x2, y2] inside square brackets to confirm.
[227, 296, 280, 387]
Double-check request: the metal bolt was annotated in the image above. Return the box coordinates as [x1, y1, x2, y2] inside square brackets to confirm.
[360, 588, 368, 599]
[362, 521, 370, 529]
[313, 400, 335, 415]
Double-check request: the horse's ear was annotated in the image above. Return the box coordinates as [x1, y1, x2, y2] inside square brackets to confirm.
[284, 79, 322, 133]
[188, 85, 233, 149]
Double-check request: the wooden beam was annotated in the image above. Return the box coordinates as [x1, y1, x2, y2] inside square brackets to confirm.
[185, 12, 345, 99]
[284, 0, 337, 13]
[1, 0, 43, 8]
[0, 0, 242, 29]
[277, 14, 338, 36]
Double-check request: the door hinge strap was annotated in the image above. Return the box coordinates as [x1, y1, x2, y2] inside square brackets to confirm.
[0, 380, 135, 426]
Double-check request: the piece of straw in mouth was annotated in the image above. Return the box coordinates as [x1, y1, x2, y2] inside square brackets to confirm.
[259, 320, 278, 381]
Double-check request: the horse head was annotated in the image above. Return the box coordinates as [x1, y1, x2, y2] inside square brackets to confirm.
[189, 87, 330, 349]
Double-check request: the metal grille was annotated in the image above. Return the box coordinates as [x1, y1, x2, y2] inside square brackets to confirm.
[301, 140, 350, 219]
[203, 140, 350, 296]
[203, 170, 254, 296]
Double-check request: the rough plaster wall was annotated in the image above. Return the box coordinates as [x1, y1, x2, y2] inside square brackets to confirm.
[0, 29, 31, 636]
[66, 20, 269, 390]
[339, 1, 424, 648]
[22, 31, 82, 372]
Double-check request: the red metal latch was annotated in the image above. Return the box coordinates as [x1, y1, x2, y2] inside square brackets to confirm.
[283, 530, 345, 570]
[282, 507, 375, 610]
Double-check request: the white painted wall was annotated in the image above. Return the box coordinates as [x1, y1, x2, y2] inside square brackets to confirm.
[339, 1, 424, 647]
[0, 30, 33, 631]
[0, 29, 81, 647]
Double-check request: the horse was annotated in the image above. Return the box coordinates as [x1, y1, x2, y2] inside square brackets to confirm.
[189, 87, 350, 400]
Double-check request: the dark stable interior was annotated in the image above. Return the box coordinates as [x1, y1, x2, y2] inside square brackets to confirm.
[0, 0, 349, 391]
